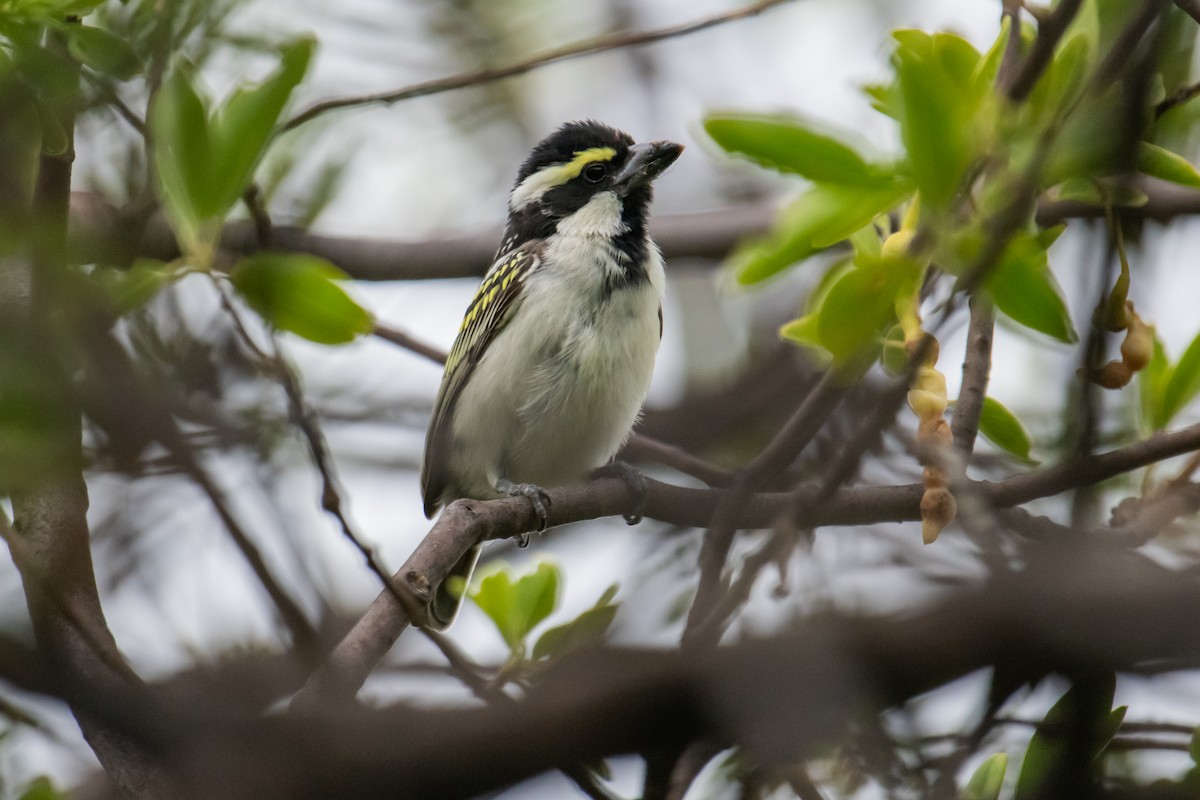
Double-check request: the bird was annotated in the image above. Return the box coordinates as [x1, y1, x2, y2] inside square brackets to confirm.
[420, 120, 683, 629]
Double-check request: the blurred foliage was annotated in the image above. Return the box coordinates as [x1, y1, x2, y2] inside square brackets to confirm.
[708, 1, 1200, 465]
[466, 561, 619, 666]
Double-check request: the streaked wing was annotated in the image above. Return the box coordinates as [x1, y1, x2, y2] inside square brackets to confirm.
[421, 242, 542, 516]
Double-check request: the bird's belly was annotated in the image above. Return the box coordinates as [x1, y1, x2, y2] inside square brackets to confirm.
[450, 282, 660, 492]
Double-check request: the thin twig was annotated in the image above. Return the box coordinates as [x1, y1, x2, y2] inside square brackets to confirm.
[949, 296, 996, 456]
[283, 0, 797, 131]
[1176, 0, 1200, 24]
[1006, 0, 1084, 102]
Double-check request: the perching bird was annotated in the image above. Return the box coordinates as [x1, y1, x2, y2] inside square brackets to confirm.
[420, 120, 683, 628]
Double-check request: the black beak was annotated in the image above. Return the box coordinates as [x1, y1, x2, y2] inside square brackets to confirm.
[613, 140, 684, 196]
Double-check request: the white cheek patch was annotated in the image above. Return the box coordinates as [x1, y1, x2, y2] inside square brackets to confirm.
[509, 146, 617, 210]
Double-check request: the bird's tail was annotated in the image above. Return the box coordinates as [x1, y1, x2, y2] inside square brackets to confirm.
[428, 544, 481, 630]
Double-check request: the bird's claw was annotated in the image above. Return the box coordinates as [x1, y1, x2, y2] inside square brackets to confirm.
[592, 461, 647, 525]
[497, 479, 551, 535]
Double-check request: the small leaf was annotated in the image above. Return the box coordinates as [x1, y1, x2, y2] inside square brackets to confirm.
[513, 561, 560, 638]
[987, 231, 1078, 344]
[816, 265, 903, 367]
[964, 753, 1008, 800]
[731, 182, 910, 284]
[1015, 675, 1118, 800]
[704, 114, 892, 186]
[1138, 141, 1200, 189]
[150, 63, 213, 244]
[66, 25, 140, 80]
[893, 30, 983, 208]
[92, 260, 175, 314]
[533, 603, 617, 660]
[210, 38, 315, 219]
[230, 252, 373, 345]
[18, 777, 64, 800]
[470, 562, 561, 652]
[978, 396, 1037, 463]
[1161, 328, 1200, 425]
[1138, 333, 1171, 431]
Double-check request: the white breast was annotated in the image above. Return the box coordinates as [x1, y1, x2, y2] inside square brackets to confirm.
[446, 191, 664, 497]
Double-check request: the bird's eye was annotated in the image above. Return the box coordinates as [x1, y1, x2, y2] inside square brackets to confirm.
[583, 163, 607, 183]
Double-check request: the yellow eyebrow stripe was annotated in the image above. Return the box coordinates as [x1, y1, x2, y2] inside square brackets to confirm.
[508, 147, 618, 209]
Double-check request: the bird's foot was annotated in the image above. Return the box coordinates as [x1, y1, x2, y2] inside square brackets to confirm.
[591, 461, 647, 525]
[496, 478, 551, 543]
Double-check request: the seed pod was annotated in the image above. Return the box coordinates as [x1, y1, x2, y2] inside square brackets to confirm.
[904, 334, 940, 366]
[921, 487, 957, 544]
[1120, 311, 1154, 372]
[923, 465, 948, 489]
[909, 389, 948, 420]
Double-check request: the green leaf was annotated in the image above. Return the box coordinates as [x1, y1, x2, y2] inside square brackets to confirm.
[533, 584, 619, 660]
[964, 753, 1008, 800]
[66, 24, 140, 80]
[1015, 675, 1118, 800]
[1137, 142, 1200, 189]
[987, 230, 1078, 344]
[893, 30, 982, 208]
[1161, 328, 1200, 426]
[92, 260, 175, 314]
[1190, 726, 1200, 764]
[731, 182, 910, 284]
[470, 562, 561, 652]
[18, 777, 64, 800]
[230, 252, 373, 345]
[704, 113, 892, 186]
[1139, 333, 1171, 431]
[1052, 178, 1148, 207]
[816, 263, 914, 367]
[209, 38, 315, 220]
[150, 63, 214, 246]
[978, 396, 1037, 463]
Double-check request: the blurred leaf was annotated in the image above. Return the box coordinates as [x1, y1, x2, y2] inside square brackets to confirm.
[34, 100, 68, 156]
[1015, 675, 1118, 800]
[1138, 333, 1171, 431]
[893, 30, 983, 208]
[1161, 328, 1200, 426]
[1137, 141, 1200, 188]
[92, 260, 175, 314]
[65, 24, 139, 80]
[230, 252, 373, 345]
[971, 17, 1010, 94]
[18, 777, 64, 800]
[210, 38, 315, 221]
[816, 265, 907, 367]
[1043, 91, 1124, 186]
[1190, 726, 1200, 764]
[1052, 178, 1147, 207]
[1027, 33, 1089, 127]
[533, 599, 618, 661]
[978, 396, 1037, 464]
[987, 230, 1078, 343]
[880, 324, 907, 375]
[704, 113, 892, 186]
[150, 62, 213, 246]
[731, 183, 909, 284]
[964, 753, 1007, 800]
[471, 562, 561, 653]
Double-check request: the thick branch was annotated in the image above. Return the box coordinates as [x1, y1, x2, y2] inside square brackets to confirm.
[159, 555, 1200, 800]
[297, 420, 1200, 703]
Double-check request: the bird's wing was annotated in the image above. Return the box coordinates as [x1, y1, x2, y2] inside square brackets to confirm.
[421, 242, 543, 516]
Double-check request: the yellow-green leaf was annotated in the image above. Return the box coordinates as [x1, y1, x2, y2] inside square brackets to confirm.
[978, 396, 1037, 464]
[1161, 329, 1200, 426]
[704, 113, 892, 186]
[1137, 142, 1200, 189]
[964, 754, 1007, 800]
[230, 252, 372, 345]
[987, 231, 1078, 344]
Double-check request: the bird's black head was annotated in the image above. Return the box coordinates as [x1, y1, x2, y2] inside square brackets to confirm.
[499, 120, 683, 261]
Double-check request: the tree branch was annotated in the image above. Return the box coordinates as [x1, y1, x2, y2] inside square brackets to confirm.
[283, 0, 798, 131]
[949, 296, 996, 456]
[296, 419, 1200, 704]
